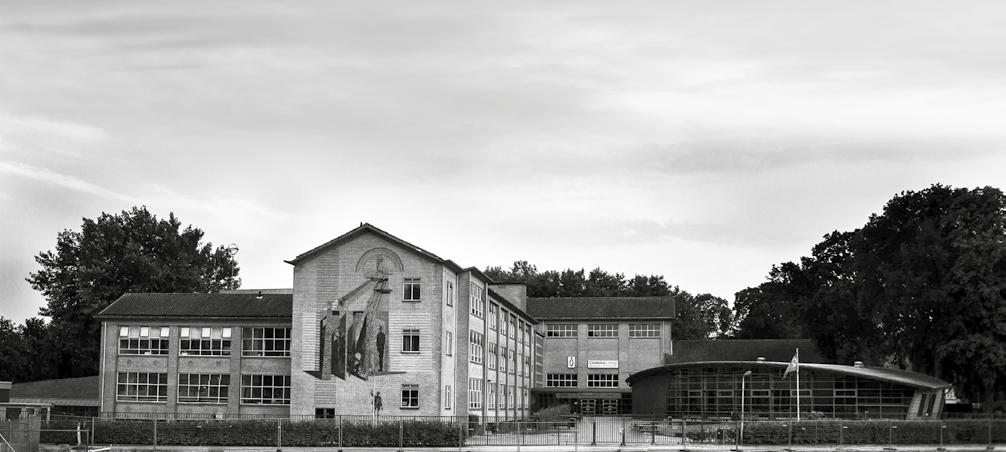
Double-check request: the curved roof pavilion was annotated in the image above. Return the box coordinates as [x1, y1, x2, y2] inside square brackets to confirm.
[627, 361, 950, 420]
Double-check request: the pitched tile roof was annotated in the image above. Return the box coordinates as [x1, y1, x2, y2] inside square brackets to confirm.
[669, 339, 826, 364]
[10, 376, 100, 405]
[526, 296, 675, 320]
[97, 293, 292, 319]
[284, 223, 465, 274]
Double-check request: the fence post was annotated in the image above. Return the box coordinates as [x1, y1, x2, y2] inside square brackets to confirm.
[621, 416, 626, 446]
[556, 422, 560, 446]
[276, 418, 282, 451]
[398, 419, 404, 452]
[938, 422, 946, 451]
[519, 420, 524, 447]
[152, 418, 158, 452]
[988, 416, 994, 451]
[682, 417, 688, 451]
[591, 421, 596, 446]
[337, 415, 343, 452]
[91, 417, 96, 447]
[651, 418, 656, 445]
[458, 417, 464, 449]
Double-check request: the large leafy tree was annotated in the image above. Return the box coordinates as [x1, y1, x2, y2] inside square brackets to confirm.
[733, 185, 1006, 407]
[26, 206, 239, 378]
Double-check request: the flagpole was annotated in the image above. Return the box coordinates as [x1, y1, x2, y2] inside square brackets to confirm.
[795, 348, 800, 422]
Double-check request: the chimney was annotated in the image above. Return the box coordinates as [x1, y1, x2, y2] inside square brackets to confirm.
[853, 361, 864, 368]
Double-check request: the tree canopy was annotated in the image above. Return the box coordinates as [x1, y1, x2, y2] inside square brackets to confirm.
[485, 261, 732, 339]
[13, 206, 240, 380]
[732, 185, 1006, 406]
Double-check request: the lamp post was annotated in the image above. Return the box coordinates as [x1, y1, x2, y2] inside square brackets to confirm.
[740, 370, 752, 450]
[225, 244, 239, 290]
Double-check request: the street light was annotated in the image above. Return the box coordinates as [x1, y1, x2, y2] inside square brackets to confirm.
[225, 244, 239, 290]
[739, 370, 753, 451]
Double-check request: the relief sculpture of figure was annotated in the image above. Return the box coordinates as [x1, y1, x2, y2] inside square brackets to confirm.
[317, 251, 396, 381]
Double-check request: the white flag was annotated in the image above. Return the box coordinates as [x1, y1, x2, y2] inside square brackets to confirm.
[783, 350, 799, 378]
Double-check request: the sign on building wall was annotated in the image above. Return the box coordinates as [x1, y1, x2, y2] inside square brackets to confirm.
[587, 360, 618, 369]
[567, 356, 576, 368]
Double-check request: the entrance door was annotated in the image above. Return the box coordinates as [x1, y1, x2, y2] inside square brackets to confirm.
[581, 399, 597, 415]
[601, 399, 619, 415]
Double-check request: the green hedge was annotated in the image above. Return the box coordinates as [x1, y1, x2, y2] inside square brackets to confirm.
[42, 419, 465, 447]
[683, 420, 1006, 445]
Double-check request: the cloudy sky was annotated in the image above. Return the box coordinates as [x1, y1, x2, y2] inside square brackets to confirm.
[2, 1, 1006, 323]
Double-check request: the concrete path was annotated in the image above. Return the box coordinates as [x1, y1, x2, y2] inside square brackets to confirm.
[39, 444, 1000, 452]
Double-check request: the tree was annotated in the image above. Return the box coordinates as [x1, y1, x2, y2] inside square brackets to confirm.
[673, 292, 733, 339]
[732, 184, 1006, 407]
[27, 206, 239, 378]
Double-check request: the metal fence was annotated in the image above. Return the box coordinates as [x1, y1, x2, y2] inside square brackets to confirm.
[1, 417, 41, 452]
[32, 415, 1006, 449]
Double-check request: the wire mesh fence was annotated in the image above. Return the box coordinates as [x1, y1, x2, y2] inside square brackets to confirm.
[29, 414, 1006, 449]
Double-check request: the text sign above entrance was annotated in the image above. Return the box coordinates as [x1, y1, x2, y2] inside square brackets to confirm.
[587, 360, 618, 369]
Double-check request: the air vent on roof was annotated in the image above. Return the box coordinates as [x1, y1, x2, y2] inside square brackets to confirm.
[256, 291, 263, 300]
[853, 361, 864, 368]
[756, 357, 765, 362]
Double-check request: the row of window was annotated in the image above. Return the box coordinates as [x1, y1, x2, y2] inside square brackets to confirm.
[468, 378, 530, 409]
[546, 373, 621, 388]
[118, 327, 292, 357]
[545, 323, 662, 338]
[115, 372, 291, 405]
[475, 338, 530, 376]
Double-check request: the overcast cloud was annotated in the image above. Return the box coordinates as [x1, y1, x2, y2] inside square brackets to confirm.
[2, 0, 1006, 322]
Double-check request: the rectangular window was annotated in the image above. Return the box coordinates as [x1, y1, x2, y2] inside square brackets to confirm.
[469, 330, 484, 363]
[629, 323, 661, 338]
[488, 382, 496, 409]
[445, 384, 452, 410]
[468, 378, 483, 409]
[179, 326, 231, 356]
[487, 342, 497, 369]
[117, 326, 169, 355]
[177, 374, 230, 404]
[509, 349, 516, 374]
[488, 304, 498, 330]
[242, 327, 291, 357]
[403, 278, 421, 302]
[546, 324, 577, 338]
[499, 346, 507, 373]
[587, 374, 619, 388]
[509, 314, 516, 339]
[316, 408, 336, 419]
[446, 281, 454, 306]
[401, 384, 419, 408]
[118, 337, 169, 356]
[588, 324, 618, 337]
[547, 373, 577, 387]
[240, 374, 291, 405]
[445, 331, 453, 356]
[116, 372, 168, 402]
[517, 352, 523, 376]
[402, 328, 421, 353]
[507, 386, 514, 408]
[470, 284, 485, 318]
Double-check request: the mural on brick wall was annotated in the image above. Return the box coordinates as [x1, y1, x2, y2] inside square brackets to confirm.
[316, 248, 401, 380]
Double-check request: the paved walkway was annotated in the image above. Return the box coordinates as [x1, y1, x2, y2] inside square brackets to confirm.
[40, 444, 1000, 452]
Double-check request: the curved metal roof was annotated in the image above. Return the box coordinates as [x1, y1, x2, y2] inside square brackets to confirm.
[626, 361, 951, 390]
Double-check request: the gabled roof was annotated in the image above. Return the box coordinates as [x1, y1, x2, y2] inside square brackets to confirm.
[285, 223, 464, 273]
[627, 361, 951, 390]
[11, 376, 100, 406]
[527, 296, 675, 320]
[669, 339, 826, 364]
[97, 293, 292, 319]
